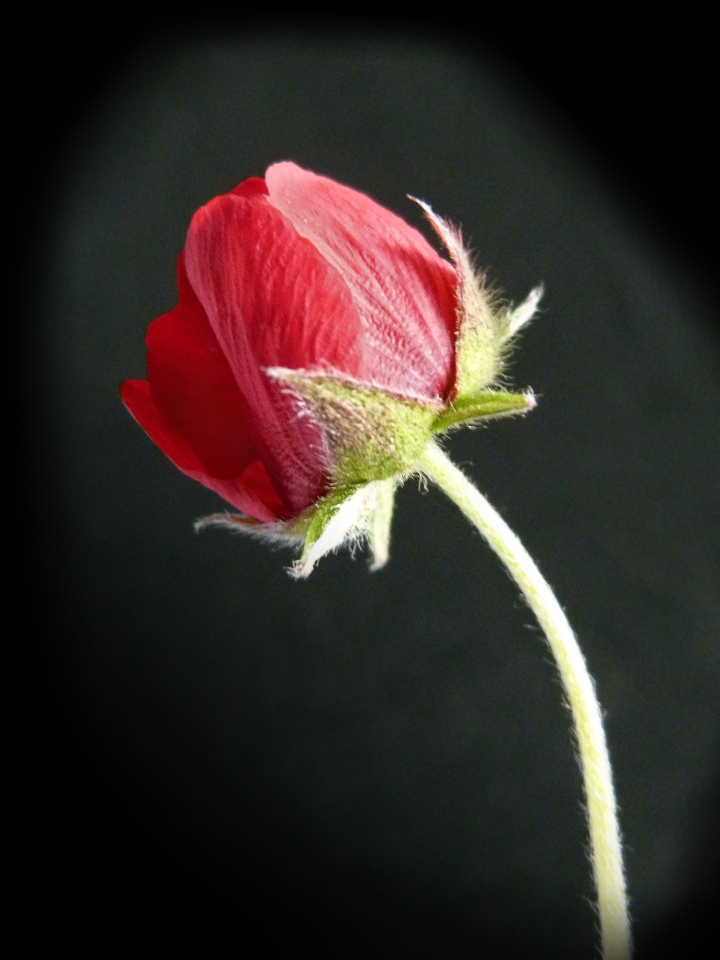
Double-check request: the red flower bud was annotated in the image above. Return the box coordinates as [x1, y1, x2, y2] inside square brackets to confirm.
[122, 163, 459, 522]
[123, 162, 538, 573]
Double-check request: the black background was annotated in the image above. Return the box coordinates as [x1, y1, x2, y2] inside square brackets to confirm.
[25, 22, 717, 958]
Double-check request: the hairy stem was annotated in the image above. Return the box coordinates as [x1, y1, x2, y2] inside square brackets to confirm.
[419, 440, 631, 960]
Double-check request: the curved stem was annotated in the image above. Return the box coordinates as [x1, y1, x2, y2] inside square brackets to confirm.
[419, 440, 631, 960]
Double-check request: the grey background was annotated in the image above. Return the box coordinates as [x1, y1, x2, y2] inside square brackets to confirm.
[29, 27, 718, 959]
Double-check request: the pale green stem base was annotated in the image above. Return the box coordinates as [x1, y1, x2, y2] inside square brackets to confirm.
[419, 441, 631, 960]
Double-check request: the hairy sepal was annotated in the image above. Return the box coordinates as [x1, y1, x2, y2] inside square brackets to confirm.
[195, 471, 398, 579]
[266, 367, 441, 486]
[194, 511, 305, 544]
[432, 389, 536, 432]
[412, 198, 542, 400]
[369, 477, 397, 571]
[291, 482, 380, 578]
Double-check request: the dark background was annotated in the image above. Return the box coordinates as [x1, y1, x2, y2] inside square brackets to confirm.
[26, 24, 717, 958]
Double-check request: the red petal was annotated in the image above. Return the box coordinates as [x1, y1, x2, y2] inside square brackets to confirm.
[266, 162, 458, 400]
[121, 379, 283, 522]
[122, 378, 203, 475]
[230, 177, 269, 198]
[184, 192, 365, 514]
[146, 256, 258, 480]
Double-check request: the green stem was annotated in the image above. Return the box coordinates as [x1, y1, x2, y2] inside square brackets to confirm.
[418, 440, 631, 960]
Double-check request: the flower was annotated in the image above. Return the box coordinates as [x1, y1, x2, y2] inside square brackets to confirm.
[122, 162, 540, 575]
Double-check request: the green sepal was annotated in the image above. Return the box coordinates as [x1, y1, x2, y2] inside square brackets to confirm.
[299, 483, 363, 550]
[268, 368, 441, 486]
[432, 389, 536, 432]
[290, 481, 385, 579]
[369, 477, 396, 570]
[454, 321, 506, 400]
[411, 197, 506, 398]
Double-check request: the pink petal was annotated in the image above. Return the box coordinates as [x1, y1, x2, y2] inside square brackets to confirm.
[121, 379, 283, 522]
[184, 191, 365, 515]
[266, 162, 458, 400]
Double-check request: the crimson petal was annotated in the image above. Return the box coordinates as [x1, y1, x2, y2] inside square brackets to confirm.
[184, 191, 366, 515]
[121, 379, 283, 522]
[146, 255, 259, 480]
